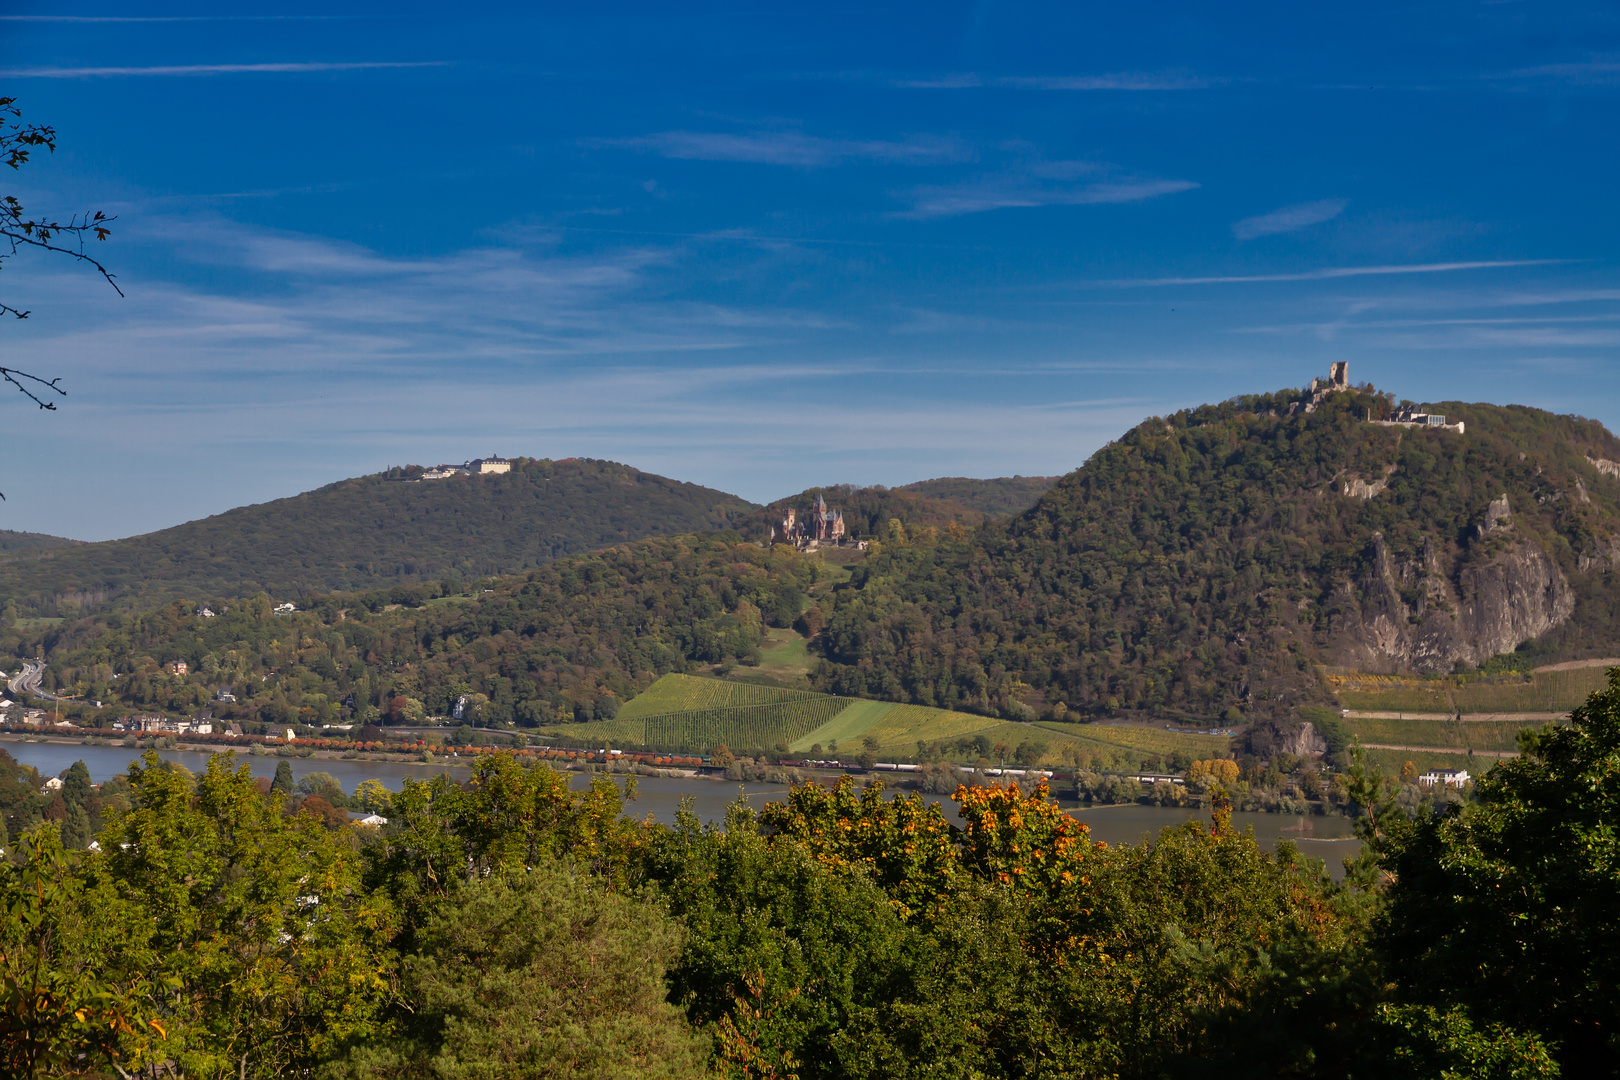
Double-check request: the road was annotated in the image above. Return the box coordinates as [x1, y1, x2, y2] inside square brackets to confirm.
[1360, 742, 1519, 758]
[8, 659, 63, 702]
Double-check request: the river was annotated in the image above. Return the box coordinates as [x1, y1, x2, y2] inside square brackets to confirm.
[0, 739, 796, 825]
[4, 740, 1363, 873]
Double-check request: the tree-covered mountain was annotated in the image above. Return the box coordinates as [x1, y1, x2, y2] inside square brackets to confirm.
[897, 475, 1057, 516]
[14, 534, 822, 731]
[0, 458, 756, 619]
[18, 381, 1620, 732]
[0, 529, 81, 558]
[812, 384, 1620, 723]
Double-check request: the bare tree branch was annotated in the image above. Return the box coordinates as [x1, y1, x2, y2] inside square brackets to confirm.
[0, 96, 120, 503]
[1, 199, 122, 298]
[0, 366, 66, 411]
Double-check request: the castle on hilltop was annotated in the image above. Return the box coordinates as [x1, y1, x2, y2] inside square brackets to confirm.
[1289, 363, 1466, 433]
[772, 494, 848, 547]
[415, 455, 512, 481]
[1289, 361, 1350, 415]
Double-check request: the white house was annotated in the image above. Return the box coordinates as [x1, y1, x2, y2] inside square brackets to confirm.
[1419, 767, 1471, 788]
[356, 813, 389, 827]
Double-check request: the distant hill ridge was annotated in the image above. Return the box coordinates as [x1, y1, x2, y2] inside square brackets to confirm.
[18, 388, 1620, 739]
[0, 464, 1056, 619]
[0, 529, 82, 559]
[898, 475, 1056, 516]
[0, 457, 756, 616]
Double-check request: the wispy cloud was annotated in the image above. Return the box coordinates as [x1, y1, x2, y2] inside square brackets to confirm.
[2, 216, 1136, 533]
[1106, 260, 1563, 286]
[0, 61, 447, 78]
[1232, 199, 1347, 240]
[0, 14, 374, 21]
[899, 71, 1218, 91]
[1497, 57, 1620, 87]
[587, 130, 971, 167]
[900, 162, 1197, 219]
[12, 216, 843, 386]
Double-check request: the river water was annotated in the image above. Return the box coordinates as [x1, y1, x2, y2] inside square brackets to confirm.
[0, 739, 795, 825]
[3, 740, 1363, 872]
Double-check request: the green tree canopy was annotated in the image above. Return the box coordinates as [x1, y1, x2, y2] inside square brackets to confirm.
[1378, 670, 1620, 1073]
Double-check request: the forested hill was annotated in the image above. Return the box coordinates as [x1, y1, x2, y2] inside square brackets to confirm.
[898, 475, 1057, 516]
[0, 529, 82, 558]
[815, 385, 1620, 722]
[16, 534, 821, 730]
[0, 458, 755, 618]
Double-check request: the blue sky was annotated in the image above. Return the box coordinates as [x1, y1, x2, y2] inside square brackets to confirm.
[1, 1, 1617, 540]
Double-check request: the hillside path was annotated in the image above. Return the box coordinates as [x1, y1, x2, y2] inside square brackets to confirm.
[1533, 657, 1620, 672]
[1360, 742, 1519, 758]
[1343, 710, 1564, 723]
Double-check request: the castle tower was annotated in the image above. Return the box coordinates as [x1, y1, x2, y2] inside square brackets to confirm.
[1329, 361, 1348, 389]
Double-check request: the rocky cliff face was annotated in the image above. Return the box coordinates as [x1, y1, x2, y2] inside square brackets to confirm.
[1328, 495, 1575, 674]
[1241, 718, 1330, 759]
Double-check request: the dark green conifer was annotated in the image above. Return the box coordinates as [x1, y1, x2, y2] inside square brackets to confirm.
[60, 803, 91, 850]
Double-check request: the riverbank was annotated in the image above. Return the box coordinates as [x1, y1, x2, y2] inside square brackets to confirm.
[2, 736, 1366, 878]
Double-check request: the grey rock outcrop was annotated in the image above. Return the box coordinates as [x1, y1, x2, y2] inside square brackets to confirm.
[1240, 718, 1330, 759]
[1578, 537, 1620, 573]
[1328, 496, 1574, 674]
[1588, 456, 1620, 480]
[1277, 720, 1328, 758]
[1342, 476, 1388, 500]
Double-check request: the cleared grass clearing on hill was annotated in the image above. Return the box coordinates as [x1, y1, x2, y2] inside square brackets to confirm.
[1363, 747, 1487, 776]
[536, 695, 848, 753]
[1346, 716, 1551, 754]
[643, 697, 848, 752]
[862, 704, 1000, 749]
[533, 717, 647, 747]
[790, 699, 896, 752]
[543, 674, 1232, 763]
[1035, 721, 1231, 759]
[1329, 666, 1611, 715]
[617, 673, 818, 719]
[742, 628, 815, 686]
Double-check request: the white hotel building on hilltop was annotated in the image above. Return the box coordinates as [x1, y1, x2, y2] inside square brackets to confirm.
[419, 456, 512, 480]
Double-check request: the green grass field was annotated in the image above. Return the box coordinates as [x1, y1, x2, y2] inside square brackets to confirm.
[1345, 716, 1552, 753]
[1364, 747, 1491, 778]
[1330, 665, 1611, 715]
[740, 628, 815, 686]
[544, 673, 1231, 764]
[537, 696, 848, 753]
[1035, 721, 1232, 759]
[872, 704, 1001, 745]
[790, 699, 897, 752]
[617, 673, 820, 719]
[532, 716, 649, 748]
[642, 697, 848, 752]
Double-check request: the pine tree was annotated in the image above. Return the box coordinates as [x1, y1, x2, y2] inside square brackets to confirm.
[271, 759, 294, 794]
[60, 803, 91, 850]
[61, 760, 92, 810]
